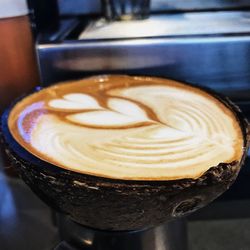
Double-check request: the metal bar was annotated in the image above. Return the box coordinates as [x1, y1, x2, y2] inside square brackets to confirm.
[38, 36, 250, 101]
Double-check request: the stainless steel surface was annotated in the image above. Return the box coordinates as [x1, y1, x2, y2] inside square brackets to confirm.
[38, 35, 250, 101]
[39, 18, 80, 43]
[79, 12, 250, 39]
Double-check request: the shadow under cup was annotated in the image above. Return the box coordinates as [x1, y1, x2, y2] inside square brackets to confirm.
[0, 82, 249, 231]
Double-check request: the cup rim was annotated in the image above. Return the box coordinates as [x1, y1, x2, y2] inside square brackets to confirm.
[1, 74, 249, 184]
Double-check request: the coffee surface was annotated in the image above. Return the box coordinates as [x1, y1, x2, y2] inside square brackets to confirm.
[8, 75, 244, 180]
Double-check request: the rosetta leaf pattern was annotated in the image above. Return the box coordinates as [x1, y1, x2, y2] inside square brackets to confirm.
[48, 93, 151, 128]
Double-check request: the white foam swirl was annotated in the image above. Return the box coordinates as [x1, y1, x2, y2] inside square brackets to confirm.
[10, 77, 243, 180]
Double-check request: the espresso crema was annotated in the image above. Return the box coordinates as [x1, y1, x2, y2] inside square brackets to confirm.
[8, 75, 244, 180]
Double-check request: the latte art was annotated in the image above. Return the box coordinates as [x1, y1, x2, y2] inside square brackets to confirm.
[8, 75, 244, 180]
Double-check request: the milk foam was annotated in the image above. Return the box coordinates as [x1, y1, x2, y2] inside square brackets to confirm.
[8, 75, 244, 180]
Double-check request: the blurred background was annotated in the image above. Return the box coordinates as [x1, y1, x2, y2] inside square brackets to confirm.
[0, 0, 250, 249]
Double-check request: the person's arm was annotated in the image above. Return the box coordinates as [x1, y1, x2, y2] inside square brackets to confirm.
[0, 0, 40, 175]
[0, 0, 39, 111]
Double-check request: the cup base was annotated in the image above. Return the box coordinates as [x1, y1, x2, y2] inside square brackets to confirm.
[55, 214, 187, 250]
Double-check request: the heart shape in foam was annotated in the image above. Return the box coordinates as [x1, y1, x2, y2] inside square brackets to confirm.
[48, 93, 151, 128]
[49, 93, 103, 110]
[7, 75, 245, 182]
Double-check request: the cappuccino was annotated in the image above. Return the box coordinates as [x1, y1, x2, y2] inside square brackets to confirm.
[8, 75, 244, 180]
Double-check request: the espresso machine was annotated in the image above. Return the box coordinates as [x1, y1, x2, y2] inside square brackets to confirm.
[26, 0, 250, 249]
